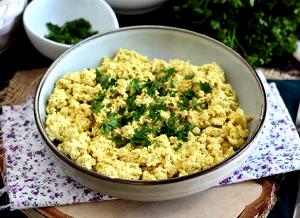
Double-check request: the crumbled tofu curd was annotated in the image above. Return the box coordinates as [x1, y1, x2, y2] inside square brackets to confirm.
[45, 49, 250, 180]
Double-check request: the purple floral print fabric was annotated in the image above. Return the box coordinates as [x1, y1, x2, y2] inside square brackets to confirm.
[0, 99, 114, 210]
[0, 70, 299, 209]
[221, 70, 300, 184]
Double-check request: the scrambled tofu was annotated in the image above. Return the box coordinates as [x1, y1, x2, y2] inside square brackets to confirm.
[45, 49, 250, 180]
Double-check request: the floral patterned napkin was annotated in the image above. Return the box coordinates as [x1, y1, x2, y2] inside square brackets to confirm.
[221, 70, 300, 184]
[0, 70, 299, 210]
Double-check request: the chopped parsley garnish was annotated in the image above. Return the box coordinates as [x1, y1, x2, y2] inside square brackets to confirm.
[126, 97, 147, 120]
[173, 143, 183, 151]
[161, 115, 193, 142]
[162, 67, 177, 76]
[95, 70, 109, 89]
[118, 107, 126, 115]
[133, 104, 147, 121]
[144, 67, 177, 97]
[176, 123, 193, 141]
[161, 116, 177, 137]
[199, 82, 212, 93]
[144, 79, 157, 97]
[112, 136, 128, 148]
[92, 63, 206, 148]
[119, 98, 146, 125]
[149, 100, 168, 121]
[185, 73, 195, 80]
[118, 114, 133, 127]
[95, 70, 116, 89]
[158, 87, 168, 96]
[182, 90, 196, 100]
[91, 99, 104, 113]
[130, 79, 142, 95]
[179, 90, 196, 110]
[91, 91, 105, 113]
[97, 91, 105, 99]
[45, 18, 98, 45]
[110, 78, 117, 87]
[191, 98, 203, 110]
[100, 113, 118, 134]
[171, 79, 176, 88]
[159, 67, 177, 84]
[130, 128, 151, 147]
[170, 92, 176, 97]
[227, 90, 233, 97]
[126, 96, 138, 112]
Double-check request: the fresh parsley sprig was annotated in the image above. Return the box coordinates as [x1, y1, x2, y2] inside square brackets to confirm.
[130, 127, 152, 147]
[91, 92, 105, 113]
[95, 69, 116, 89]
[100, 113, 118, 134]
[173, 0, 300, 67]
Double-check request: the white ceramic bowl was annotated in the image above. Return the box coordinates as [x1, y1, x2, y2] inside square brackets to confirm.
[35, 26, 266, 201]
[23, 0, 119, 60]
[105, 0, 168, 14]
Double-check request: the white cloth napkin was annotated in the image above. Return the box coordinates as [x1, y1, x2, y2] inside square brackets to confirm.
[0, 70, 299, 210]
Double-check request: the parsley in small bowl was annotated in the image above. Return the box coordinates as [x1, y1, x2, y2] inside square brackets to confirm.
[23, 0, 119, 60]
[45, 18, 98, 45]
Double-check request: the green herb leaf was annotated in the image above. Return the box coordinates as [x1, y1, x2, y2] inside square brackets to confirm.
[179, 90, 196, 110]
[171, 79, 176, 88]
[227, 90, 233, 97]
[100, 113, 118, 134]
[161, 114, 193, 142]
[112, 136, 128, 148]
[109, 78, 117, 87]
[177, 123, 193, 141]
[130, 128, 151, 147]
[199, 82, 212, 93]
[118, 107, 126, 115]
[149, 100, 168, 121]
[95, 70, 110, 89]
[158, 67, 177, 84]
[130, 79, 141, 95]
[191, 98, 203, 110]
[173, 143, 183, 151]
[158, 88, 168, 96]
[184, 73, 195, 80]
[161, 115, 177, 137]
[163, 67, 177, 76]
[45, 18, 98, 45]
[127, 96, 137, 112]
[182, 90, 196, 100]
[91, 99, 104, 113]
[118, 114, 133, 127]
[144, 79, 157, 97]
[133, 104, 147, 121]
[95, 70, 116, 89]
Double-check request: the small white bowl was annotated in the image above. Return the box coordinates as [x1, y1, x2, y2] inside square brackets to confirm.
[105, 0, 168, 15]
[23, 0, 119, 60]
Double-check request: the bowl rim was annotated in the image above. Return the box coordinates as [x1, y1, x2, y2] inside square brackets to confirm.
[22, 0, 119, 48]
[34, 25, 267, 185]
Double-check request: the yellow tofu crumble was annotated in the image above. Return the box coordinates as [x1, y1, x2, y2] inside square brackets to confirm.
[45, 49, 250, 180]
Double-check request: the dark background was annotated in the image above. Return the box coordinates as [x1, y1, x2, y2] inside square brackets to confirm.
[1, 2, 300, 218]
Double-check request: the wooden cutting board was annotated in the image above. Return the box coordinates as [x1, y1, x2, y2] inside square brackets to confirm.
[26, 180, 275, 218]
[1, 68, 278, 218]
